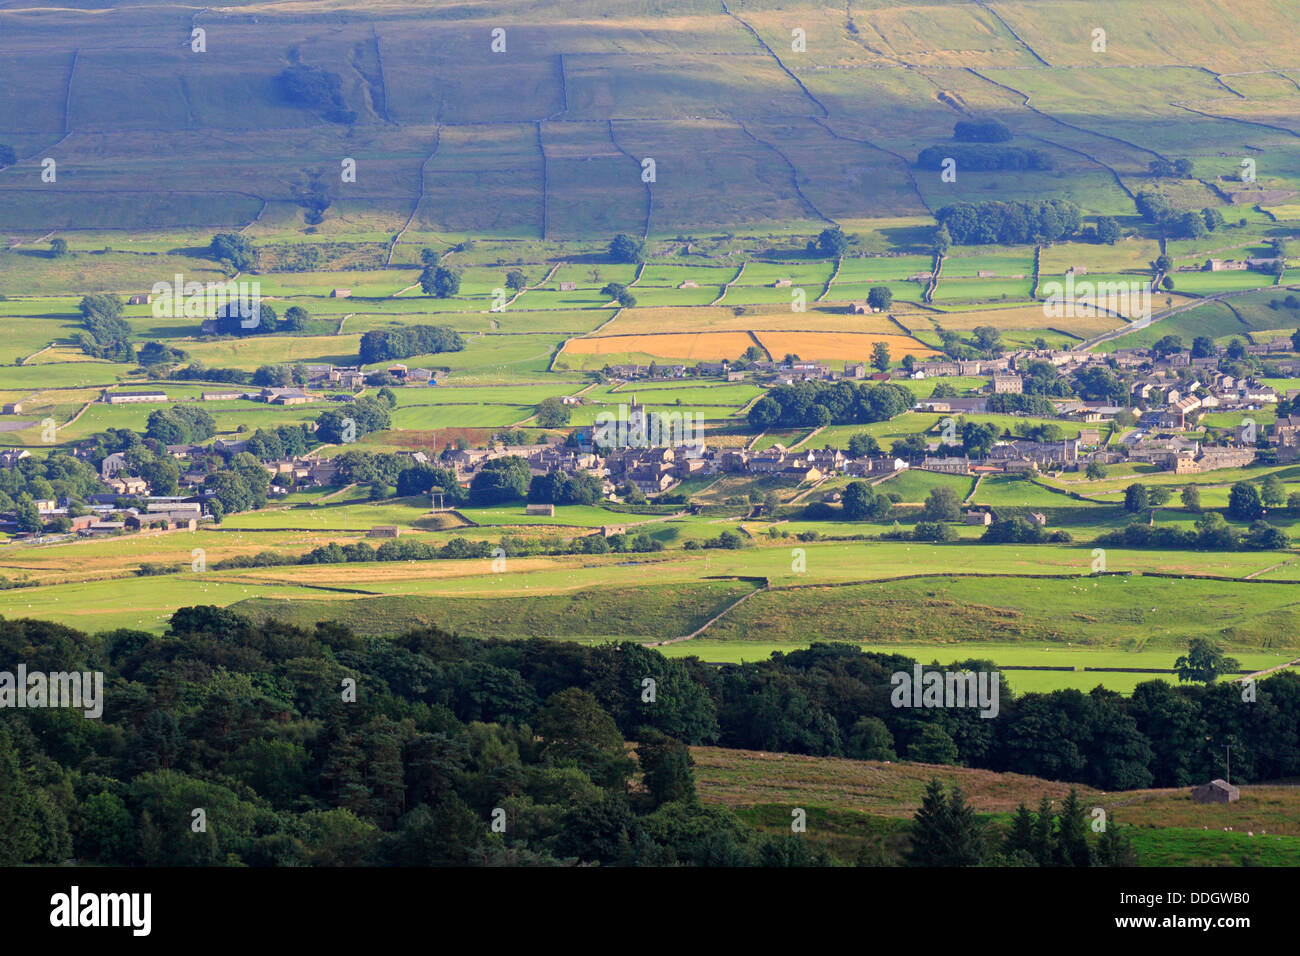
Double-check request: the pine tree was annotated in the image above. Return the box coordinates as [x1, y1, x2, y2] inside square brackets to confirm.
[1032, 795, 1056, 867]
[1055, 789, 1092, 867]
[1096, 817, 1138, 867]
[906, 779, 987, 867]
[1004, 801, 1036, 861]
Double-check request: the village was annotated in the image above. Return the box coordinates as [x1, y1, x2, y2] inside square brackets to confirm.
[0, 329, 1292, 540]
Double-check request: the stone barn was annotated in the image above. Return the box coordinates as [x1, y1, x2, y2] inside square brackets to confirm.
[1191, 779, 1239, 804]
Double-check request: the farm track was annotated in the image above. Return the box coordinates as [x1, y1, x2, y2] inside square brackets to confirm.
[1078, 287, 1274, 350]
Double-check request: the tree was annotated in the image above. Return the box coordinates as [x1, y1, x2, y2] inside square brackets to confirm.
[1181, 485, 1202, 512]
[842, 481, 888, 521]
[210, 233, 255, 271]
[1095, 818, 1137, 866]
[816, 226, 849, 258]
[846, 717, 895, 760]
[905, 779, 987, 867]
[469, 457, 531, 505]
[870, 340, 891, 372]
[1147, 486, 1171, 508]
[1261, 473, 1285, 508]
[283, 305, 310, 331]
[1123, 483, 1149, 513]
[932, 223, 951, 255]
[867, 286, 893, 313]
[1003, 802, 1036, 862]
[907, 724, 959, 764]
[1096, 216, 1121, 244]
[535, 396, 570, 428]
[505, 269, 528, 292]
[1055, 789, 1091, 867]
[609, 234, 645, 264]
[921, 485, 962, 521]
[1227, 481, 1264, 520]
[847, 433, 880, 458]
[49, 238, 69, 258]
[421, 266, 461, 298]
[1086, 460, 1107, 480]
[1191, 336, 1216, 358]
[1174, 638, 1240, 684]
[637, 731, 695, 808]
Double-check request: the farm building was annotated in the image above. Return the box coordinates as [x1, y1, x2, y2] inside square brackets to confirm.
[330, 289, 352, 297]
[965, 511, 992, 526]
[601, 525, 627, 537]
[847, 301, 871, 314]
[202, 391, 244, 401]
[1191, 779, 1239, 804]
[771, 278, 792, 287]
[0, 403, 21, 414]
[677, 280, 699, 289]
[127, 294, 152, 305]
[367, 526, 400, 538]
[559, 281, 578, 291]
[525, 503, 555, 516]
[106, 390, 167, 404]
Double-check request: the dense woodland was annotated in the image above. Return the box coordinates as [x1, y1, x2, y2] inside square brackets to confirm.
[1, 610, 1291, 866]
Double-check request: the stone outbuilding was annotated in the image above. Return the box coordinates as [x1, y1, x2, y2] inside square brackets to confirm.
[1191, 779, 1239, 804]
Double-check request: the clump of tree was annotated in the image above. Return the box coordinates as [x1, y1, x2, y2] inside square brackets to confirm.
[210, 233, 255, 272]
[1148, 157, 1194, 179]
[420, 265, 461, 298]
[275, 65, 355, 124]
[314, 395, 391, 444]
[137, 341, 189, 370]
[76, 294, 133, 362]
[1096, 513, 1289, 552]
[535, 396, 570, 428]
[601, 282, 637, 307]
[816, 225, 850, 258]
[936, 199, 1082, 245]
[953, 118, 1012, 142]
[529, 470, 603, 505]
[469, 456, 532, 504]
[748, 380, 913, 430]
[917, 144, 1053, 172]
[609, 234, 645, 264]
[145, 406, 217, 445]
[358, 325, 464, 364]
